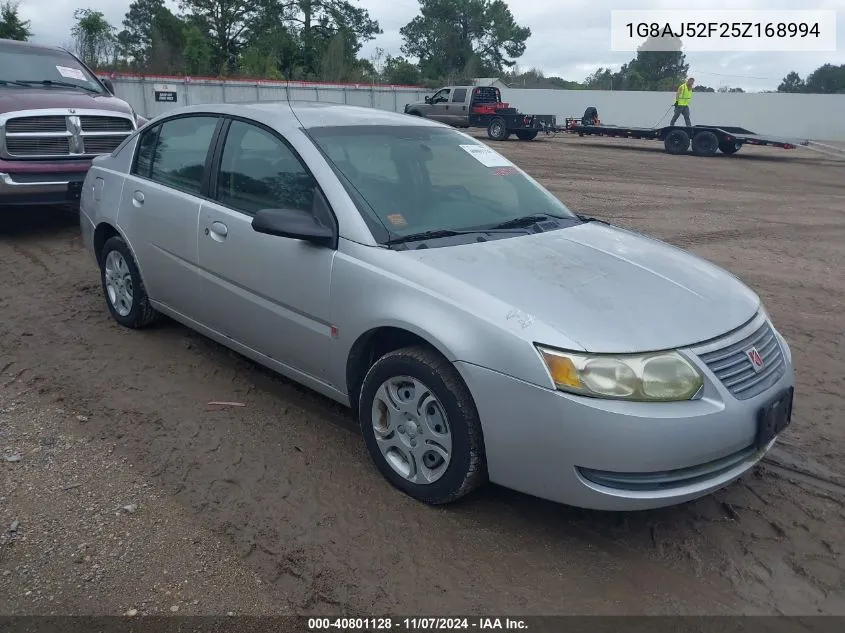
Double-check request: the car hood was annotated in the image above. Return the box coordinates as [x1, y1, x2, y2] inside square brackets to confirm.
[0, 88, 134, 116]
[403, 222, 760, 353]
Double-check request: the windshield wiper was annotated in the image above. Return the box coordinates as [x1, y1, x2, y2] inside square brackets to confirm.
[576, 214, 609, 224]
[385, 229, 482, 245]
[15, 80, 99, 93]
[484, 214, 559, 230]
[0, 80, 32, 87]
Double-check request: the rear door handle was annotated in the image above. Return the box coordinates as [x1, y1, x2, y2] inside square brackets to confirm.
[205, 221, 228, 241]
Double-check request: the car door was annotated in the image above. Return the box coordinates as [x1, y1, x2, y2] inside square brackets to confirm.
[196, 118, 337, 381]
[428, 88, 452, 123]
[445, 87, 468, 126]
[119, 114, 221, 319]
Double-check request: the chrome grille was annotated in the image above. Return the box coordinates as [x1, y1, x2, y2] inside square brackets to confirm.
[1, 111, 134, 159]
[6, 136, 70, 156]
[82, 136, 126, 154]
[6, 116, 67, 133]
[80, 116, 133, 132]
[697, 320, 786, 400]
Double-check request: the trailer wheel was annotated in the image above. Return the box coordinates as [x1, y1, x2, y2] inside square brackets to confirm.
[515, 130, 538, 141]
[692, 130, 719, 157]
[719, 141, 741, 155]
[664, 129, 690, 155]
[487, 118, 510, 141]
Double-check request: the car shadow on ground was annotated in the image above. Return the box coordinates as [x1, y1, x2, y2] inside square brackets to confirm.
[0, 206, 79, 238]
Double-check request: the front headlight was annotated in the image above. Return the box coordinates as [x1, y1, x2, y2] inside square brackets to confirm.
[536, 346, 704, 402]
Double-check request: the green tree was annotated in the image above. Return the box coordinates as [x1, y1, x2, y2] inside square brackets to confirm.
[0, 1, 31, 41]
[118, 0, 186, 72]
[183, 23, 213, 75]
[179, 0, 258, 75]
[239, 0, 298, 78]
[777, 71, 805, 93]
[584, 35, 688, 91]
[625, 35, 688, 90]
[286, 0, 381, 79]
[382, 54, 421, 85]
[320, 31, 348, 81]
[694, 85, 715, 92]
[804, 64, 845, 94]
[71, 9, 117, 69]
[400, 0, 530, 80]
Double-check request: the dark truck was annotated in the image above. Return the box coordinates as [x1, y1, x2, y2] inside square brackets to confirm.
[403, 85, 556, 141]
[0, 38, 145, 209]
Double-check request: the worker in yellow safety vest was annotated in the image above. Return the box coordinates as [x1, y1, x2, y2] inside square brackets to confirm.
[670, 77, 695, 127]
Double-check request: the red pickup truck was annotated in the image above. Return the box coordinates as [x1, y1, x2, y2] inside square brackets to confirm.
[0, 38, 145, 208]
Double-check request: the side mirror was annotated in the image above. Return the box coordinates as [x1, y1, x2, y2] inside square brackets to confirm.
[101, 77, 115, 94]
[251, 207, 334, 246]
[424, 96, 432, 104]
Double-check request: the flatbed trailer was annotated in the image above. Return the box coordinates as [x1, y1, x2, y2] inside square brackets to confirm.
[563, 120, 805, 157]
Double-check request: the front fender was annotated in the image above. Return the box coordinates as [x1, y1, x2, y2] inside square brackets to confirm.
[326, 242, 567, 396]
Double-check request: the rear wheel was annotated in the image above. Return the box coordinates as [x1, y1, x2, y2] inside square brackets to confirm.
[719, 140, 741, 155]
[664, 129, 690, 155]
[692, 130, 719, 157]
[515, 130, 538, 141]
[358, 346, 487, 505]
[99, 235, 159, 329]
[487, 117, 510, 141]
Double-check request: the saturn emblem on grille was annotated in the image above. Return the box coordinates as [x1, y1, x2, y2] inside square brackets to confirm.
[746, 347, 765, 372]
[69, 108, 76, 114]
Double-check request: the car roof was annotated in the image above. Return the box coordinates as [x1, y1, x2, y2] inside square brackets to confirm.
[161, 101, 445, 130]
[0, 38, 65, 53]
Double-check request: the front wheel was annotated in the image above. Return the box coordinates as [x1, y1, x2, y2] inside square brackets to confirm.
[515, 130, 538, 141]
[99, 235, 160, 329]
[664, 128, 690, 155]
[358, 346, 487, 505]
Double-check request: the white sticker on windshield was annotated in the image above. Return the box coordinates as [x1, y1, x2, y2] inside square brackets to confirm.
[459, 144, 512, 168]
[56, 65, 86, 81]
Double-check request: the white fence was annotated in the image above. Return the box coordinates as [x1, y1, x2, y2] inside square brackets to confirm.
[107, 75, 845, 142]
[107, 74, 429, 121]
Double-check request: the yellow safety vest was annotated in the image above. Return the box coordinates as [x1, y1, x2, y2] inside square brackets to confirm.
[676, 83, 693, 106]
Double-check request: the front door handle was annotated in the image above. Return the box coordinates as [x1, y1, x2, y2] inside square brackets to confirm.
[206, 221, 228, 242]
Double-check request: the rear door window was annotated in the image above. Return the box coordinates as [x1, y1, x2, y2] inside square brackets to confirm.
[133, 115, 219, 195]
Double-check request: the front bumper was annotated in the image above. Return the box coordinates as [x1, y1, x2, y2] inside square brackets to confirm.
[0, 160, 92, 206]
[456, 315, 794, 511]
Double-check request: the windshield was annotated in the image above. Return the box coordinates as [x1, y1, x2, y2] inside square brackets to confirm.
[0, 42, 104, 93]
[306, 125, 578, 243]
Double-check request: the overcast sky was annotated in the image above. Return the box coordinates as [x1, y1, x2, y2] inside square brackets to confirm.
[19, 0, 845, 91]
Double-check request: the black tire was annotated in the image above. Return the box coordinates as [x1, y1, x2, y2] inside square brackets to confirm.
[358, 345, 487, 505]
[515, 130, 538, 141]
[487, 117, 510, 141]
[406, 110, 423, 117]
[719, 140, 741, 155]
[99, 235, 159, 329]
[664, 129, 690, 155]
[692, 130, 719, 157]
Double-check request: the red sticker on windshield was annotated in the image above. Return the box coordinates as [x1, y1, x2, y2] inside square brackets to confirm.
[493, 167, 517, 176]
[387, 214, 407, 227]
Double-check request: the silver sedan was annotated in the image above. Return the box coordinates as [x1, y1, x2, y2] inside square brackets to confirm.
[79, 102, 795, 510]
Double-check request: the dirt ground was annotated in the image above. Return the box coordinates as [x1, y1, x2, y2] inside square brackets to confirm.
[1, 130, 844, 618]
